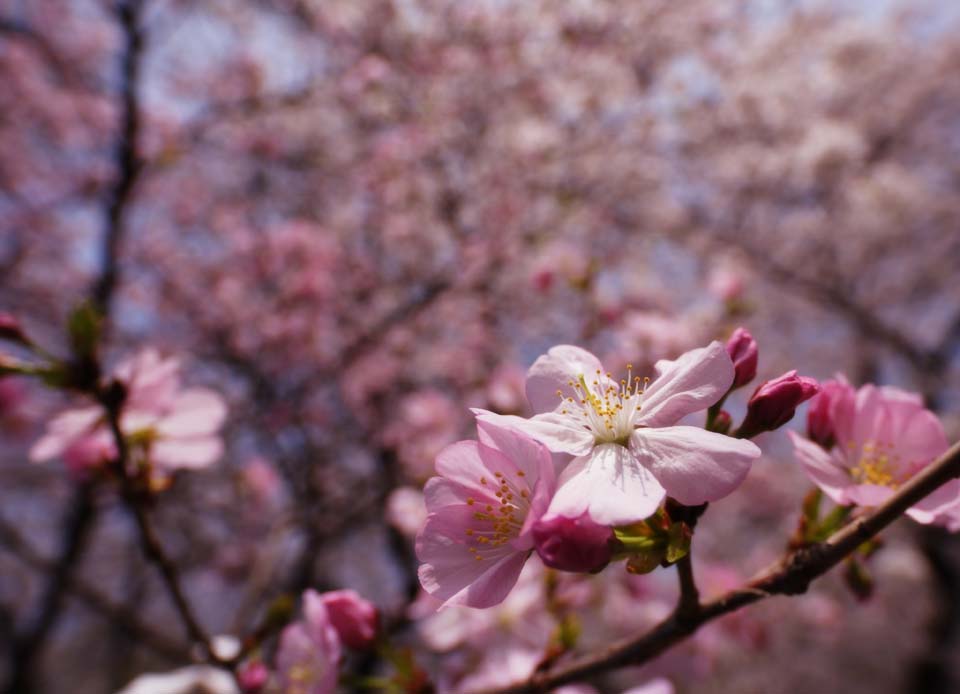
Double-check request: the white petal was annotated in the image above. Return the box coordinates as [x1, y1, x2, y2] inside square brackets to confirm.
[547, 444, 665, 525]
[525, 345, 604, 414]
[631, 426, 759, 505]
[637, 341, 733, 428]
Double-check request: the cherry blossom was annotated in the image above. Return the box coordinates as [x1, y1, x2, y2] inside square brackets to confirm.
[475, 342, 761, 525]
[274, 590, 342, 694]
[416, 419, 556, 608]
[790, 380, 958, 523]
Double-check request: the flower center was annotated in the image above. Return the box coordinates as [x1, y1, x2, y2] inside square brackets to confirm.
[557, 365, 648, 445]
[465, 470, 532, 561]
[849, 440, 902, 488]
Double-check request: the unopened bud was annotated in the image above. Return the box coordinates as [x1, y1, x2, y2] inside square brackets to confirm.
[739, 371, 820, 437]
[319, 589, 379, 650]
[533, 513, 615, 573]
[238, 661, 269, 693]
[725, 328, 758, 389]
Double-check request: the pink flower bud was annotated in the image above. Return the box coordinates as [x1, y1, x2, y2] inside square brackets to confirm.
[238, 661, 269, 692]
[319, 590, 379, 650]
[740, 371, 820, 436]
[532, 513, 615, 573]
[725, 328, 758, 389]
[806, 378, 853, 448]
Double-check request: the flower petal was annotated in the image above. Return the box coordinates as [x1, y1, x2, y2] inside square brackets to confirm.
[788, 431, 851, 505]
[472, 409, 595, 456]
[631, 426, 760, 505]
[152, 436, 224, 470]
[525, 345, 604, 414]
[637, 341, 734, 428]
[155, 389, 228, 438]
[416, 508, 528, 608]
[546, 444, 665, 525]
[907, 479, 960, 523]
[476, 416, 554, 484]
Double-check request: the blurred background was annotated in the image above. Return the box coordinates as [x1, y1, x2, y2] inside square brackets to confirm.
[2, 0, 960, 692]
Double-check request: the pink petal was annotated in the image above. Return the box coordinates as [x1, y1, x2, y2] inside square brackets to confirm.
[29, 407, 103, 462]
[434, 440, 516, 498]
[637, 342, 734, 428]
[907, 479, 960, 523]
[631, 426, 760, 505]
[473, 410, 595, 457]
[891, 407, 948, 467]
[547, 444, 666, 525]
[416, 509, 528, 608]
[525, 345, 603, 414]
[476, 415, 554, 483]
[788, 431, 852, 505]
[845, 483, 894, 508]
[152, 436, 224, 470]
[156, 389, 228, 438]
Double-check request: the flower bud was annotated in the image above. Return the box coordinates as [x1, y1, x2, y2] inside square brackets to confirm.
[319, 589, 379, 650]
[725, 328, 758, 389]
[532, 513, 615, 573]
[238, 661, 269, 693]
[739, 371, 820, 436]
[806, 378, 853, 448]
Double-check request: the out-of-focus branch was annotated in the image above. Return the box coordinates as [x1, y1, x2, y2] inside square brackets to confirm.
[2, 483, 96, 694]
[98, 388, 219, 663]
[92, 0, 144, 316]
[475, 439, 960, 694]
[0, 514, 187, 661]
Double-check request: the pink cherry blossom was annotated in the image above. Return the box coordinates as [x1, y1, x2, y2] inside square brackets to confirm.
[30, 348, 227, 474]
[275, 590, 342, 694]
[319, 589, 379, 650]
[725, 328, 758, 389]
[789, 381, 958, 523]
[416, 419, 556, 608]
[474, 342, 761, 525]
[740, 370, 820, 436]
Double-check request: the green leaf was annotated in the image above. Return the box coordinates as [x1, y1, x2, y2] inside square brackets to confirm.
[665, 522, 692, 563]
[67, 301, 103, 360]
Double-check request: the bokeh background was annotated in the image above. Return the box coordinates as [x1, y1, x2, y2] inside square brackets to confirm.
[2, 0, 960, 692]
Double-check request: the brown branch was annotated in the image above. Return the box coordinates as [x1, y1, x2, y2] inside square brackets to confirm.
[92, 0, 144, 316]
[475, 439, 960, 694]
[674, 554, 700, 619]
[0, 514, 187, 662]
[99, 397, 221, 667]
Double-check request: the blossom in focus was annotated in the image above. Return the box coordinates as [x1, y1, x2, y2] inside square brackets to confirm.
[475, 342, 761, 525]
[789, 381, 958, 523]
[275, 590, 342, 694]
[416, 419, 556, 608]
[30, 348, 227, 474]
[532, 513, 615, 573]
[739, 370, 820, 437]
[319, 589, 379, 649]
[725, 327, 758, 389]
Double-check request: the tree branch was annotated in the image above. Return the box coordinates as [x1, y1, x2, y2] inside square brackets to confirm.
[474, 439, 960, 694]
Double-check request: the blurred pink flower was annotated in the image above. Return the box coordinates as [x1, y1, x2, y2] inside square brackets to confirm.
[476, 342, 760, 524]
[790, 382, 958, 523]
[417, 419, 555, 608]
[319, 589, 379, 650]
[276, 590, 342, 694]
[30, 348, 227, 474]
[386, 486, 427, 538]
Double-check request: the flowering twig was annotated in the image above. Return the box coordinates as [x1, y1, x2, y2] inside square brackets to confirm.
[473, 439, 960, 694]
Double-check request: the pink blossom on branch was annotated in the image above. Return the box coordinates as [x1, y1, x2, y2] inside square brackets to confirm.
[738, 370, 820, 437]
[789, 381, 959, 523]
[532, 513, 615, 573]
[725, 327, 758, 389]
[275, 590, 342, 694]
[416, 419, 556, 608]
[30, 348, 227, 475]
[474, 342, 761, 525]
